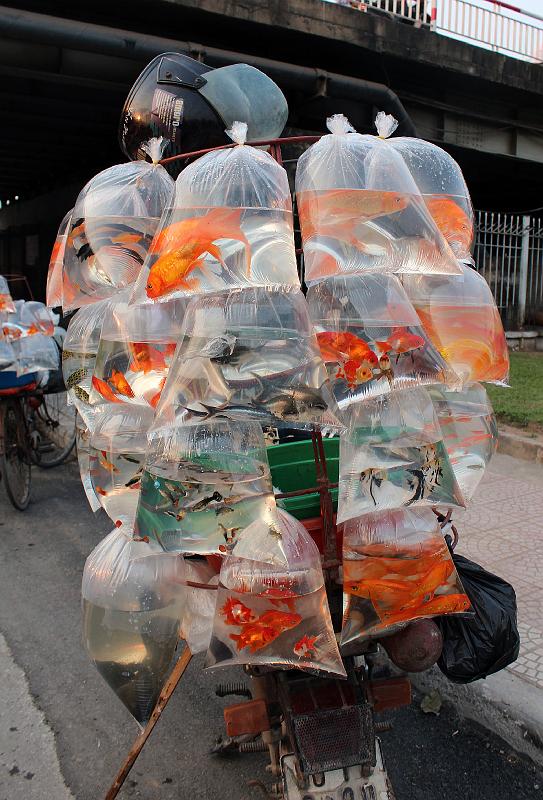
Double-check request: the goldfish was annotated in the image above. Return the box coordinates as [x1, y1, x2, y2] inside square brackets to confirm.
[108, 369, 135, 398]
[164, 342, 177, 358]
[230, 609, 302, 653]
[259, 585, 298, 612]
[375, 353, 394, 386]
[145, 208, 251, 298]
[375, 327, 425, 357]
[91, 376, 123, 403]
[425, 196, 473, 255]
[149, 377, 166, 409]
[98, 451, 119, 473]
[128, 342, 167, 374]
[293, 635, 318, 659]
[221, 597, 257, 626]
[95, 486, 109, 496]
[316, 331, 374, 362]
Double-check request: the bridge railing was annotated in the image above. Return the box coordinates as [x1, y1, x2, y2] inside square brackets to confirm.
[474, 210, 543, 329]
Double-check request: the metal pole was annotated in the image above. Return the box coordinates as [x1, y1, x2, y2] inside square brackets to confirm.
[518, 214, 531, 328]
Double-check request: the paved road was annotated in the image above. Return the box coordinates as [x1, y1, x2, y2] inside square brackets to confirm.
[0, 461, 542, 800]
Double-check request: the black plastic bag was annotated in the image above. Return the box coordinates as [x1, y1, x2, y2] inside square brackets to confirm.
[437, 551, 520, 683]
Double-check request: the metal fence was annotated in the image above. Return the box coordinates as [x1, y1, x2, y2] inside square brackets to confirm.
[474, 210, 543, 329]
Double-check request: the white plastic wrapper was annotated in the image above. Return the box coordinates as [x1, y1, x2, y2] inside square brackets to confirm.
[76, 414, 101, 513]
[0, 328, 15, 371]
[337, 387, 465, 523]
[152, 286, 342, 432]
[131, 121, 300, 303]
[81, 523, 186, 727]
[0, 275, 15, 314]
[181, 558, 219, 655]
[206, 508, 345, 676]
[295, 114, 461, 282]
[46, 209, 72, 309]
[63, 139, 174, 310]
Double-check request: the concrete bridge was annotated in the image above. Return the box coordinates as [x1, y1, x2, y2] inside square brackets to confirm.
[1, 0, 543, 298]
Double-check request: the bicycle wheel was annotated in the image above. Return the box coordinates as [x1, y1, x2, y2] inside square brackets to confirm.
[32, 391, 77, 468]
[0, 398, 31, 510]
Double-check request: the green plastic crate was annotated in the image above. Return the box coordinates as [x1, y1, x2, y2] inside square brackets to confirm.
[267, 438, 339, 521]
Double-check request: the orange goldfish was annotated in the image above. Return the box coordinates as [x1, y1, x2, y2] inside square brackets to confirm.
[91, 376, 123, 403]
[108, 369, 135, 398]
[164, 342, 177, 358]
[375, 327, 425, 356]
[95, 486, 109, 496]
[146, 208, 251, 298]
[317, 331, 376, 363]
[221, 597, 257, 625]
[149, 377, 166, 409]
[415, 592, 471, 616]
[128, 342, 167, 374]
[298, 189, 409, 242]
[293, 635, 318, 658]
[98, 451, 119, 473]
[259, 586, 298, 612]
[230, 609, 302, 653]
[425, 196, 472, 255]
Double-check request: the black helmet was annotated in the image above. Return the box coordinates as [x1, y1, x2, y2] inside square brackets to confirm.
[119, 53, 288, 176]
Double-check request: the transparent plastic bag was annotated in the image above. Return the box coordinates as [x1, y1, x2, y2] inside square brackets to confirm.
[0, 275, 15, 314]
[134, 420, 277, 556]
[89, 405, 153, 523]
[430, 383, 498, 503]
[12, 334, 60, 376]
[337, 387, 465, 523]
[403, 264, 509, 385]
[0, 329, 15, 371]
[152, 286, 342, 432]
[63, 139, 174, 311]
[341, 508, 470, 649]
[181, 558, 219, 654]
[46, 209, 72, 309]
[206, 508, 345, 676]
[131, 122, 299, 303]
[89, 294, 186, 410]
[387, 136, 474, 261]
[295, 114, 461, 282]
[307, 273, 456, 416]
[3, 300, 57, 341]
[81, 523, 186, 727]
[76, 414, 101, 513]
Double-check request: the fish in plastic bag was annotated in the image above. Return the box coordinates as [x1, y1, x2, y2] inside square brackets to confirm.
[134, 420, 277, 556]
[89, 293, 186, 411]
[341, 508, 471, 650]
[386, 128, 474, 262]
[0, 275, 15, 314]
[2, 300, 57, 340]
[76, 414, 101, 513]
[295, 114, 462, 282]
[63, 139, 174, 311]
[337, 387, 465, 524]
[430, 383, 498, 503]
[81, 522, 186, 727]
[46, 209, 72, 309]
[12, 334, 60, 376]
[206, 508, 345, 676]
[403, 264, 509, 385]
[181, 558, 219, 654]
[307, 273, 456, 416]
[152, 286, 342, 432]
[131, 121, 300, 303]
[0, 327, 15, 371]
[89, 405, 153, 524]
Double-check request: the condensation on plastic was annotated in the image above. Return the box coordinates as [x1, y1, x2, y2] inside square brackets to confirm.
[430, 383, 498, 503]
[0, 275, 15, 314]
[152, 286, 342, 432]
[205, 508, 346, 676]
[337, 387, 465, 524]
[63, 142, 174, 311]
[89, 294, 187, 410]
[81, 524, 186, 727]
[180, 558, 219, 654]
[388, 137, 474, 262]
[131, 124, 299, 303]
[3, 300, 57, 341]
[134, 420, 278, 557]
[307, 273, 456, 417]
[12, 334, 60, 376]
[46, 209, 72, 309]
[341, 508, 471, 649]
[402, 263, 510, 386]
[76, 414, 101, 513]
[295, 114, 462, 282]
[200, 64, 289, 144]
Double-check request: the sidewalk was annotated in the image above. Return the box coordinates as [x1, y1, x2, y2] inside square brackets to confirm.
[414, 452, 543, 764]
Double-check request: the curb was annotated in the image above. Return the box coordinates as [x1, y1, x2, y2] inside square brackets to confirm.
[410, 666, 543, 768]
[498, 429, 543, 463]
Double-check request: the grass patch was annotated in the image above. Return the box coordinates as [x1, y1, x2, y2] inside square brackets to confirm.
[486, 352, 543, 430]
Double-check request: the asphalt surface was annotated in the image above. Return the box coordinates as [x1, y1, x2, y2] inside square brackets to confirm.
[0, 461, 542, 800]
